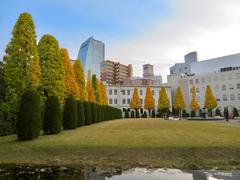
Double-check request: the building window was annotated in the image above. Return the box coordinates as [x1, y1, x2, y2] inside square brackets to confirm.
[190, 80, 193, 85]
[229, 84, 234, 90]
[109, 98, 113, 104]
[114, 89, 117, 95]
[127, 90, 131, 95]
[215, 85, 219, 91]
[114, 99, 118, 104]
[109, 89, 112, 95]
[216, 95, 220, 101]
[237, 83, 240, 89]
[121, 90, 126, 95]
[195, 79, 199, 84]
[140, 99, 143, 104]
[222, 95, 227, 101]
[222, 85, 226, 91]
[127, 99, 130, 104]
[140, 90, 143, 95]
[152, 90, 155, 96]
[122, 99, 126, 104]
[196, 88, 200, 93]
[238, 93, 240, 100]
[201, 78, 205, 83]
[230, 94, 235, 101]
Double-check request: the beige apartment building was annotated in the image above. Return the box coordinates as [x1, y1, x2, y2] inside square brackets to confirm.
[100, 60, 133, 85]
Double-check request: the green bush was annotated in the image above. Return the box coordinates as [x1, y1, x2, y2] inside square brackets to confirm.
[224, 107, 229, 118]
[135, 109, 140, 118]
[215, 108, 221, 116]
[63, 96, 77, 130]
[233, 107, 239, 117]
[84, 101, 92, 125]
[17, 89, 41, 140]
[43, 96, 62, 134]
[152, 110, 156, 118]
[77, 101, 85, 126]
[124, 109, 129, 118]
[90, 103, 97, 123]
[142, 111, 147, 118]
[131, 111, 135, 118]
[191, 110, 196, 117]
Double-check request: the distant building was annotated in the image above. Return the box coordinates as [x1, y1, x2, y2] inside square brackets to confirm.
[78, 37, 105, 77]
[143, 64, 154, 79]
[122, 64, 163, 86]
[167, 66, 240, 113]
[170, 52, 198, 75]
[106, 84, 172, 111]
[100, 60, 133, 85]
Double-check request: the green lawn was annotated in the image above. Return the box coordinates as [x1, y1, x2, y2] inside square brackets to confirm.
[0, 119, 240, 169]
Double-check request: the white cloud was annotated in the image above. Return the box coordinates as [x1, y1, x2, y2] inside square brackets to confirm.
[106, 0, 240, 82]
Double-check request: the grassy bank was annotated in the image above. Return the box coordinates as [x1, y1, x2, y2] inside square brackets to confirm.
[0, 119, 240, 170]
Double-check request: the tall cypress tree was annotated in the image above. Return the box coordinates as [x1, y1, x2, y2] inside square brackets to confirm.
[3, 12, 40, 106]
[61, 48, 79, 99]
[84, 101, 92, 125]
[92, 74, 100, 104]
[73, 60, 86, 102]
[38, 34, 65, 102]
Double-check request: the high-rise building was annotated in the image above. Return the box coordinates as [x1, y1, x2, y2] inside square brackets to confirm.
[100, 60, 133, 85]
[143, 64, 154, 79]
[78, 37, 105, 77]
[170, 51, 198, 75]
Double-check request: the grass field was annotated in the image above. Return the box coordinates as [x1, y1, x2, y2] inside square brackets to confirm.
[0, 119, 240, 170]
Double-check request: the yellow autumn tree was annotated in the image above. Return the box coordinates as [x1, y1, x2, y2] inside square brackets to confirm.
[204, 85, 217, 116]
[97, 79, 102, 104]
[61, 48, 79, 99]
[158, 87, 170, 117]
[130, 87, 141, 110]
[144, 87, 155, 115]
[86, 70, 96, 103]
[190, 85, 200, 116]
[73, 59, 86, 102]
[99, 80, 108, 105]
[174, 86, 185, 117]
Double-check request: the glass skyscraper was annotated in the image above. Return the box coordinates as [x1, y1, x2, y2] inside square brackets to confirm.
[78, 37, 105, 77]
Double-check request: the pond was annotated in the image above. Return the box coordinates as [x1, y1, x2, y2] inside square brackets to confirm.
[1, 167, 240, 180]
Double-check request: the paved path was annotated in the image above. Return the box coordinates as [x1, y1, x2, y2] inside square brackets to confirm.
[216, 119, 240, 125]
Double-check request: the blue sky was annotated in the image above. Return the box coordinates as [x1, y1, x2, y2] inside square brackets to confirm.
[1, 0, 240, 80]
[0, 0, 170, 59]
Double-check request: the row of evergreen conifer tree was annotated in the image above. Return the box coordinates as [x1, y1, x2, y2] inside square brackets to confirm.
[17, 89, 122, 140]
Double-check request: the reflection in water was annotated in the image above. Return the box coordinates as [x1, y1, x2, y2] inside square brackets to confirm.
[0, 167, 240, 180]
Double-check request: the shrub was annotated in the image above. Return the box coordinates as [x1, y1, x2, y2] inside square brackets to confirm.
[63, 96, 77, 130]
[17, 89, 41, 140]
[152, 110, 156, 118]
[135, 109, 140, 118]
[224, 107, 229, 118]
[233, 107, 239, 117]
[43, 96, 62, 134]
[125, 109, 129, 118]
[182, 109, 189, 118]
[191, 110, 196, 117]
[131, 110, 135, 118]
[142, 111, 147, 118]
[90, 103, 97, 123]
[215, 108, 221, 117]
[157, 109, 163, 118]
[77, 101, 85, 126]
[84, 101, 92, 125]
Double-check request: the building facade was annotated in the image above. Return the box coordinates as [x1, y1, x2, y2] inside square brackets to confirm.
[170, 52, 198, 75]
[100, 60, 133, 85]
[106, 85, 172, 111]
[78, 37, 105, 77]
[167, 67, 240, 113]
